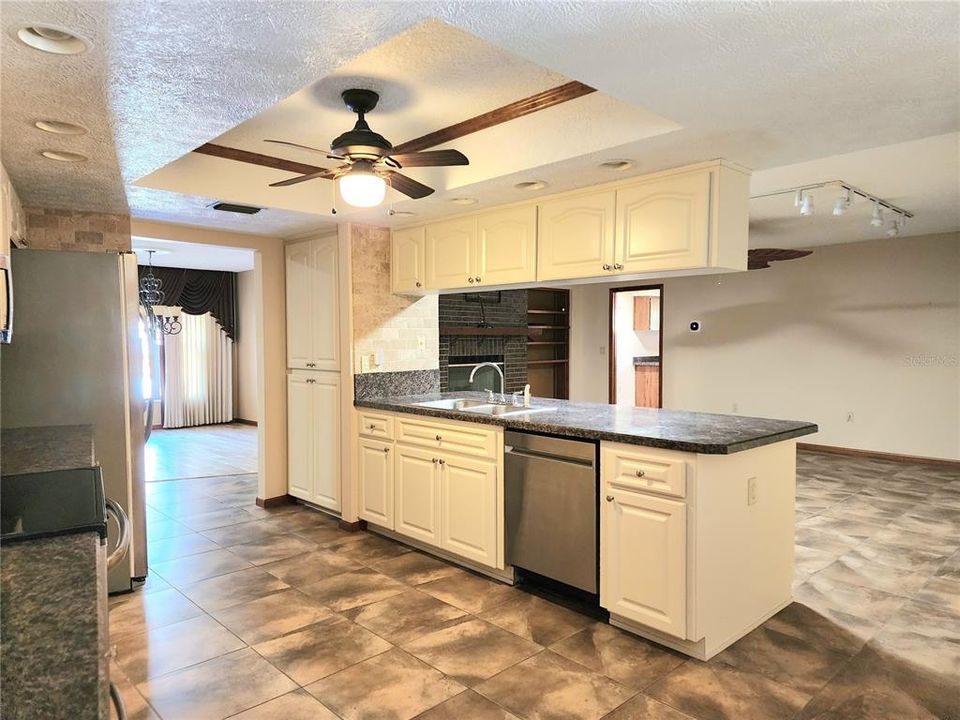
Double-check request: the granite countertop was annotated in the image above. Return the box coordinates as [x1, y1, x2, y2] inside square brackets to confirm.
[356, 392, 817, 454]
[633, 356, 661, 367]
[2, 425, 95, 475]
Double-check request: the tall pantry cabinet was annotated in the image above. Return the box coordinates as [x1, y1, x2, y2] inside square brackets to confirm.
[285, 234, 342, 511]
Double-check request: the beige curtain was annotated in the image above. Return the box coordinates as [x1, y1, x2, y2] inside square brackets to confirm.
[162, 311, 233, 428]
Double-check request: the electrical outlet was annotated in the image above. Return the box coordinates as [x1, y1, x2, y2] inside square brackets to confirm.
[846, 412, 855, 423]
[417, 334, 426, 352]
[747, 477, 758, 506]
[360, 354, 371, 372]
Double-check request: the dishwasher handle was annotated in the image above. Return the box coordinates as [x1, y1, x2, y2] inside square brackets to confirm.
[505, 444, 595, 468]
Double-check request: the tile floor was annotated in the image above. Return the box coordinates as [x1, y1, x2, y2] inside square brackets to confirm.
[110, 451, 960, 720]
[145, 424, 258, 482]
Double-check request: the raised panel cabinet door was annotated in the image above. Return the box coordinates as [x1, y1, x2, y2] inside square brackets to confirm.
[537, 189, 616, 281]
[391, 226, 426, 293]
[394, 445, 440, 545]
[616, 170, 710, 273]
[424, 216, 478, 290]
[439, 455, 497, 567]
[310, 236, 340, 371]
[285, 241, 313, 369]
[312, 372, 341, 511]
[358, 438, 394, 528]
[286, 374, 315, 501]
[476, 205, 537, 286]
[601, 489, 686, 638]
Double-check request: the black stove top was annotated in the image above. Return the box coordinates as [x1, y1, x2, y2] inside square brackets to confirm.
[0, 467, 107, 545]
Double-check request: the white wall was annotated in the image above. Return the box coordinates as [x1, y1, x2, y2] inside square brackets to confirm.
[568, 233, 960, 460]
[236, 270, 259, 422]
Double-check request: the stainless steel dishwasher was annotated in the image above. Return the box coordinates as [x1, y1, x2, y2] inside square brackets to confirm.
[504, 431, 598, 593]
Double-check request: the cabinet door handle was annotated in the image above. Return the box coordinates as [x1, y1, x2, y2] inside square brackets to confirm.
[602, 263, 612, 271]
[435, 434, 442, 441]
[306, 362, 316, 368]
[475, 276, 481, 283]
[383, 447, 390, 454]
[415, 281, 422, 288]
[438, 458, 445, 465]
[368, 424, 376, 430]
[306, 378, 316, 384]
[635, 469, 645, 478]
[605, 495, 614, 502]
[432, 458, 438, 464]
[468, 277, 475, 283]
[614, 263, 624, 270]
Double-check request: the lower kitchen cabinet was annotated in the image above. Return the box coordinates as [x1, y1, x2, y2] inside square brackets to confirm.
[394, 445, 441, 545]
[601, 487, 686, 639]
[287, 372, 341, 511]
[439, 454, 497, 567]
[358, 438, 394, 529]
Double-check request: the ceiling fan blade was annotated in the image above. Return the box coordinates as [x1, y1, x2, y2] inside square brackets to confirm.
[264, 139, 329, 155]
[387, 149, 469, 168]
[387, 171, 434, 199]
[269, 167, 338, 188]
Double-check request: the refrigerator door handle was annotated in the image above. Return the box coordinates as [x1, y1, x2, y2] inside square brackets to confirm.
[105, 497, 131, 570]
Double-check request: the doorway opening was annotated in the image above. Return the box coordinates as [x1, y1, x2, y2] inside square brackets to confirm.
[609, 285, 663, 407]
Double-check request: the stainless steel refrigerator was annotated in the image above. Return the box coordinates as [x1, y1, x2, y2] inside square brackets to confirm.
[1, 248, 148, 593]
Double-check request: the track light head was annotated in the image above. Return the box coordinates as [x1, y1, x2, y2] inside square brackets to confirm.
[799, 192, 814, 216]
[832, 197, 847, 216]
[870, 202, 884, 228]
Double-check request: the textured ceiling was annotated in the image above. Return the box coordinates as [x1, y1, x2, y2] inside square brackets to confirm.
[1, 1, 958, 241]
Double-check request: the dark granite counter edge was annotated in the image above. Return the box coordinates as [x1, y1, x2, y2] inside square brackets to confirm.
[354, 399, 818, 454]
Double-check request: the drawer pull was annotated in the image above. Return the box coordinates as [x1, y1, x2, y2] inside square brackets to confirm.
[432, 457, 438, 464]
[602, 263, 612, 271]
[415, 281, 422, 288]
[636, 469, 646, 478]
[468, 277, 475, 283]
[306, 378, 316, 384]
[475, 276, 481, 283]
[368, 424, 376, 430]
[383, 447, 390, 454]
[435, 434, 442, 441]
[614, 263, 624, 270]
[605, 495, 614, 502]
[438, 458, 445, 465]
[306, 362, 316, 368]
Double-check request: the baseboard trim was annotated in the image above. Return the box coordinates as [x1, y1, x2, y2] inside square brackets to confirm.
[338, 518, 367, 532]
[256, 494, 294, 509]
[798, 442, 959, 468]
[234, 418, 258, 427]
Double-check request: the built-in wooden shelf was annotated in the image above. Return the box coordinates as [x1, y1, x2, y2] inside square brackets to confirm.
[439, 325, 541, 337]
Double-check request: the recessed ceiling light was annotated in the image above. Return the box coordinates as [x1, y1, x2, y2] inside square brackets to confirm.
[34, 119, 88, 135]
[599, 159, 633, 171]
[40, 150, 87, 162]
[450, 197, 478, 206]
[17, 26, 89, 55]
[515, 181, 547, 191]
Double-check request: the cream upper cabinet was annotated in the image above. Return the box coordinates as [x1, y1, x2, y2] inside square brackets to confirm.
[391, 226, 425, 293]
[394, 445, 441, 545]
[425, 217, 477, 289]
[439, 455, 497, 567]
[475, 205, 537, 286]
[537, 189, 616, 281]
[358, 438, 394, 529]
[601, 487, 686, 638]
[285, 235, 340, 370]
[287, 372, 341, 511]
[616, 170, 710, 272]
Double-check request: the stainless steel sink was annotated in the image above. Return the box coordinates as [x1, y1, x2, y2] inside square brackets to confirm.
[465, 404, 556, 417]
[413, 398, 492, 411]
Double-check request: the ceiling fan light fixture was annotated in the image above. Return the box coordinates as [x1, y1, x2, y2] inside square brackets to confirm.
[339, 162, 386, 208]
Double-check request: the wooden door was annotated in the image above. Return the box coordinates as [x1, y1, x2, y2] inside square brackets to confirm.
[439, 455, 497, 567]
[601, 489, 686, 638]
[424, 216, 477, 290]
[391, 226, 425, 293]
[476, 205, 537, 286]
[358, 438, 394, 529]
[616, 170, 710, 273]
[394, 445, 440, 545]
[285, 241, 313, 369]
[286, 374, 314, 501]
[311, 372, 341, 511]
[537, 189, 616, 281]
[310, 236, 340, 371]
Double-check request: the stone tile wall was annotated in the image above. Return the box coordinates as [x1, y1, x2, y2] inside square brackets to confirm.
[22, 207, 131, 252]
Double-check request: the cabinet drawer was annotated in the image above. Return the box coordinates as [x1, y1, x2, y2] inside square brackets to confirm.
[358, 412, 394, 440]
[396, 416, 498, 459]
[602, 444, 687, 498]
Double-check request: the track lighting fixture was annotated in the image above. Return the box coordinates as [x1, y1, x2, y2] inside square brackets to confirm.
[885, 213, 905, 238]
[870, 201, 884, 228]
[832, 189, 852, 216]
[798, 192, 814, 216]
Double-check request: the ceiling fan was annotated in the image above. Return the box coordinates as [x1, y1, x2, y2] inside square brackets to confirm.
[748, 248, 813, 270]
[263, 89, 469, 207]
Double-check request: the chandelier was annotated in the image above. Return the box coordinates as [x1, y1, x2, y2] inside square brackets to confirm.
[139, 250, 181, 336]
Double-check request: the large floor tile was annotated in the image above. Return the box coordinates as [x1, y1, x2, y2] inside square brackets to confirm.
[109, 587, 203, 639]
[414, 689, 521, 720]
[402, 617, 541, 686]
[550, 622, 686, 692]
[305, 647, 464, 720]
[813, 553, 934, 596]
[418, 570, 517, 614]
[253, 614, 391, 685]
[913, 575, 960, 614]
[481, 592, 594, 646]
[109, 660, 161, 720]
[329, 532, 415, 564]
[200, 520, 288, 547]
[210, 587, 338, 644]
[601, 694, 698, 720]
[226, 534, 319, 566]
[260, 549, 362, 587]
[150, 548, 253, 587]
[147, 532, 220, 563]
[792, 574, 908, 642]
[228, 689, 340, 719]
[115, 614, 245, 684]
[137, 648, 296, 720]
[300, 567, 408, 611]
[179, 566, 290, 612]
[347, 589, 468, 645]
[645, 661, 811, 720]
[372, 551, 462, 586]
[476, 650, 636, 720]
[179, 507, 259, 532]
